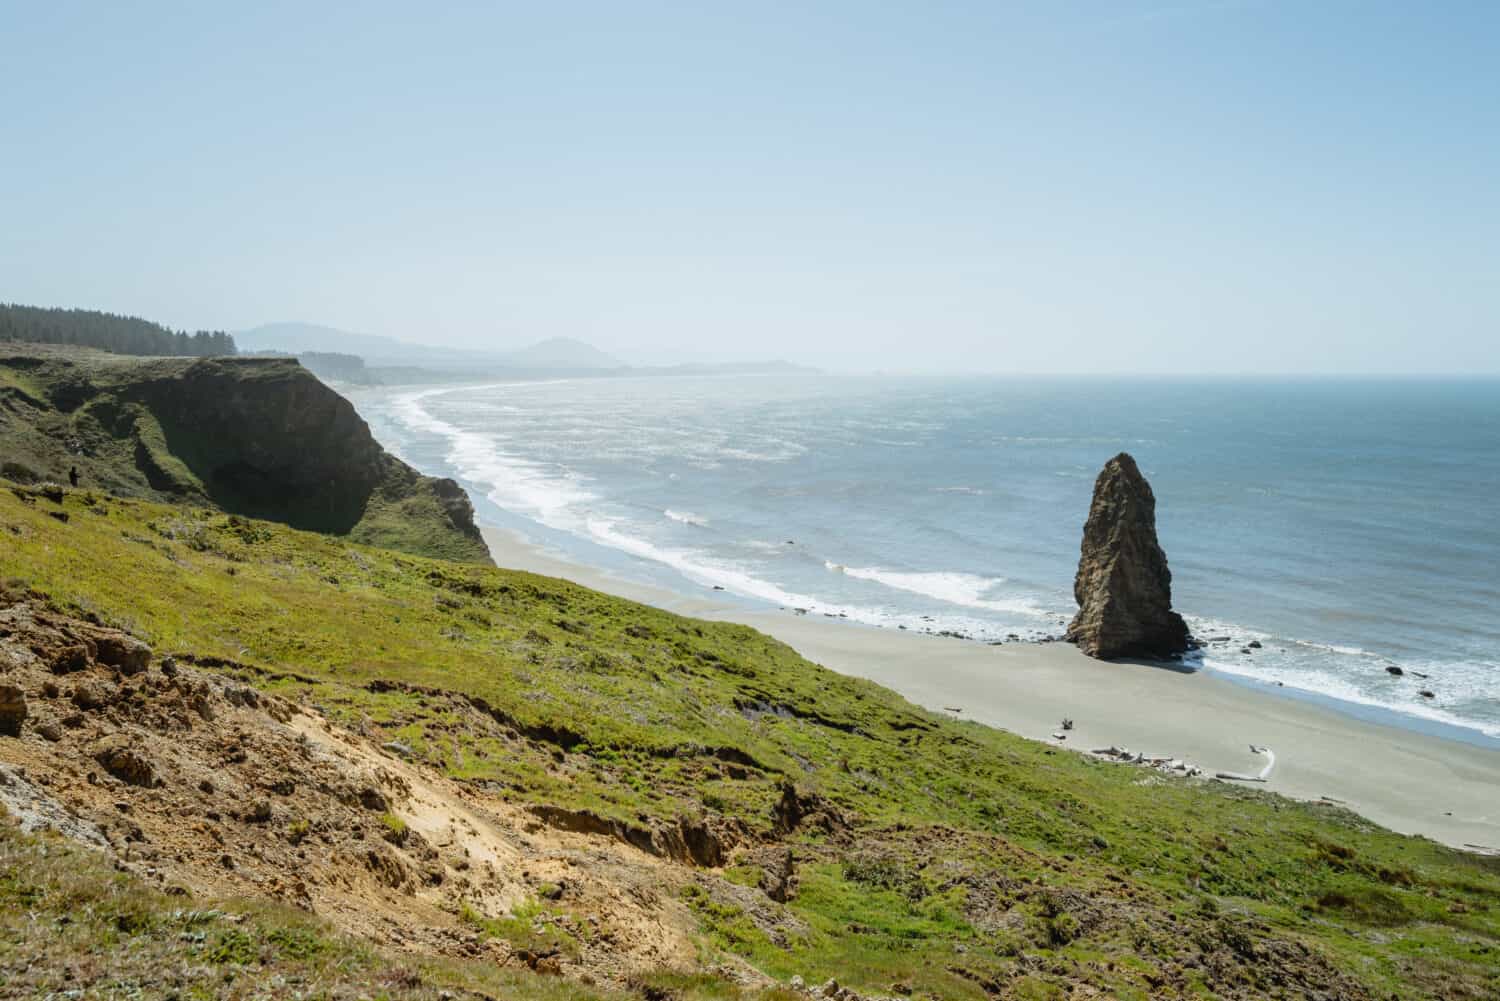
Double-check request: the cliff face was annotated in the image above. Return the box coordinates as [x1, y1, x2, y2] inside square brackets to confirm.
[1065, 452, 1189, 659]
[0, 346, 488, 563]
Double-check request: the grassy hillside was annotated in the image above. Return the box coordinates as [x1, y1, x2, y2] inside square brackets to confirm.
[0, 345, 488, 563]
[2, 482, 1498, 999]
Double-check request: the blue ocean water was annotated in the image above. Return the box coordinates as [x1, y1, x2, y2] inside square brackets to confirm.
[350, 375, 1500, 739]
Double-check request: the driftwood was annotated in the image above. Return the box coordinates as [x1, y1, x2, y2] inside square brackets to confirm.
[1089, 745, 1203, 777]
[1215, 745, 1275, 783]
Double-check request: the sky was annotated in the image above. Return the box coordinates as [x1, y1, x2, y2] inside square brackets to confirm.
[1, 1, 1496, 373]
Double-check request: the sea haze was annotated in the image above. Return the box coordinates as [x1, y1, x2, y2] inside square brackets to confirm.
[350, 375, 1500, 739]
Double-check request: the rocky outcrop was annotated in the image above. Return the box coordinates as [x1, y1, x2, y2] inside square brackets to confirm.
[0, 347, 488, 563]
[0, 684, 26, 735]
[1066, 453, 1190, 660]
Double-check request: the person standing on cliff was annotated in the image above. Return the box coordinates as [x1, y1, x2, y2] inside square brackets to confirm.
[68, 466, 79, 488]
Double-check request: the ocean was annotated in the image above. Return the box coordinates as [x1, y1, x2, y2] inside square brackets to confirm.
[349, 375, 1500, 740]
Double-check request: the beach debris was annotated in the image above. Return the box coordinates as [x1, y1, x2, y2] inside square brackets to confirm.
[1089, 745, 1203, 777]
[1065, 453, 1190, 660]
[1215, 745, 1276, 783]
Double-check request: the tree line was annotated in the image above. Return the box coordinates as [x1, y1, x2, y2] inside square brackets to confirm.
[0, 304, 237, 357]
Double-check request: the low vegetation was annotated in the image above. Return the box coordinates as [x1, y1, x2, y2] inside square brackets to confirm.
[1, 482, 1498, 998]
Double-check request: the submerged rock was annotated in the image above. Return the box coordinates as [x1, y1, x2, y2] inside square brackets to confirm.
[1065, 453, 1190, 660]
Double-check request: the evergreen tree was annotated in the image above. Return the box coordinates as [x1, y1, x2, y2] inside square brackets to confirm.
[0, 304, 238, 357]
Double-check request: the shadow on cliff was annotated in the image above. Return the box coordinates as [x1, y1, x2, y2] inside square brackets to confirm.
[130, 358, 384, 535]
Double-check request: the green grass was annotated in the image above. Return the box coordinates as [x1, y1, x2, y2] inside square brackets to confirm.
[1, 483, 1499, 998]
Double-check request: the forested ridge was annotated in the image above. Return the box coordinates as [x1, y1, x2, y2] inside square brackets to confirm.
[0, 303, 236, 356]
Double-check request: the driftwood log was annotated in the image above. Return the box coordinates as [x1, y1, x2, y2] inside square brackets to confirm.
[1215, 745, 1276, 783]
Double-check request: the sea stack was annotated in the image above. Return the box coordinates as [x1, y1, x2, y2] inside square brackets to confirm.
[1066, 453, 1190, 660]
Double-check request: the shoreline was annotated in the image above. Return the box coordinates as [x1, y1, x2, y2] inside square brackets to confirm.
[479, 523, 1500, 852]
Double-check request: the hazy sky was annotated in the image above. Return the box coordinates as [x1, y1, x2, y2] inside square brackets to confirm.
[2, 2, 1495, 372]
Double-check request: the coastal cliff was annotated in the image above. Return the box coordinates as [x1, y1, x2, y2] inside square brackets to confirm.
[1066, 452, 1190, 659]
[0, 345, 488, 563]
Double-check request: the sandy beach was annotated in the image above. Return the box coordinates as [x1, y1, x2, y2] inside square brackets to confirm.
[481, 524, 1500, 852]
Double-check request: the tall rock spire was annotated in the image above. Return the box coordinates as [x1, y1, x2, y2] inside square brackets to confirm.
[1066, 453, 1190, 660]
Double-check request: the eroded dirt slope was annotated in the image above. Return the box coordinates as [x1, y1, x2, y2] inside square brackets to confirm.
[0, 596, 718, 985]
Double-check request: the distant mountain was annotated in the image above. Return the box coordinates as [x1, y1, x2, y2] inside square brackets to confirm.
[236, 322, 488, 368]
[236, 322, 621, 371]
[502, 336, 622, 370]
[237, 321, 816, 384]
[236, 322, 418, 361]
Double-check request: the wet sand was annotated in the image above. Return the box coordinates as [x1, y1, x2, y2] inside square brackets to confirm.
[481, 524, 1500, 851]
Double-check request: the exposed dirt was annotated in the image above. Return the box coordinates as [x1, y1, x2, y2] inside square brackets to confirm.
[0, 597, 709, 985]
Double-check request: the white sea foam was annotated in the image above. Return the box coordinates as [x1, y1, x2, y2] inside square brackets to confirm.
[664, 509, 709, 527]
[582, 521, 1055, 639]
[1184, 614, 1500, 738]
[393, 388, 594, 530]
[586, 519, 826, 609]
[1201, 655, 1500, 739]
[831, 564, 1048, 617]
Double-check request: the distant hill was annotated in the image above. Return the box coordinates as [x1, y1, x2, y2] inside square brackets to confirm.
[237, 322, 622, 370]
[238, 320, 818, 385]
[502, 336, 622, 370]
[235, 322, 419, 362]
